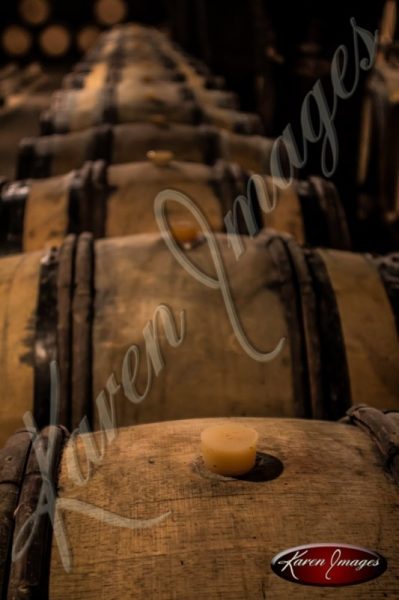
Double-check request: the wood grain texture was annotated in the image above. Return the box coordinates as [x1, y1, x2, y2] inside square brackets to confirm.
[23, 174, 74, 253]
[49, 417, 399, 599]
[318, 249, 399, 410]
[51, 132, 95, 178]
[0, 430, 31, 598]
[92, 230, 294, 430]
[8, 426, 68, 600]
[262, 178, 306, 244]
[219, 131, 273, 175]
[105, 160, 225, 236]
[112, 123, 216, 166]
[71, 234, 94, 431]
[0, 252, 41, 447]
[116, 80, 198, 125]
[202, 106, 263, 134]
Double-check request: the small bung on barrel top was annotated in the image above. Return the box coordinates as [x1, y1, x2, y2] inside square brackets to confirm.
[201, 423, 259, 476]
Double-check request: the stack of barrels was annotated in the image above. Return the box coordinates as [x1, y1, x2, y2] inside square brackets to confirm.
[0, 22, 398, 599]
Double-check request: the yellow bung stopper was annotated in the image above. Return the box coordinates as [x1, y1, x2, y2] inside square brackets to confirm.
[147, 150, 174, 167]
[201, 423, 259, 476]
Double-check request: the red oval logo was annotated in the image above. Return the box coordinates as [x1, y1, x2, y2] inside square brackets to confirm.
[271, 544, 387, 587]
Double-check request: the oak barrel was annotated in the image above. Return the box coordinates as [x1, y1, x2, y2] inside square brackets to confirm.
[0, 232, 397, 447]
[1, 407, 399, 598]
[62, 64, 238, 109]
[18, 123, 274, 179]
[3, 158, 350, 253]
[40, 82, 201, 134]
[261, 176, 351, 249]
[0, 158, 245, 253]
[63, 61, 185, 90]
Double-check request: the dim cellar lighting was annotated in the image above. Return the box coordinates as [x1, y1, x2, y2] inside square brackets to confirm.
[39, 24, 71, 57]
[19, 0, 51, 26]
[94, 0, 128, 26]
[2, 25, 32, 56]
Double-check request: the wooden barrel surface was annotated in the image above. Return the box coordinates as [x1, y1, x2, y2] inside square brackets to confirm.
[93, 158, 238, 238]
[0, 429, 32, 598]
[0, 171, 86, 254]
[262, 176, 351, 250]
[63, 61, 185, 90]
[3, 156, 350, 253]
[1, 158, 244, 253]
[1, 408, 398, 598]
[0, 251, 42, 440]
[0, 232, 397, 447]
[41, 84, 201, 134]
[18, 124, 219, 178]
[18, 123, 272, 179]
[202, 105, 263, 134]
[62, 63, 237, 110]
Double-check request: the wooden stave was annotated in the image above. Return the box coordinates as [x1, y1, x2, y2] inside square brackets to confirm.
[61, 62, 238, 109]
[3, 162, 351, 255]
[17, 127, 112, 180]
[0, 169, 90, 255]
[0, 232, 398, 447]
[38, 29, 257, 135]
[3, 158, 240, 253]
[18, 124, 268, 180]
[372, 252, 399, 333]
[256, 176, 351, 251]
[0, 237, 78, 448]
[89, 158, 246, 238]
[295, 177, 352, 250]
[201, 105, 264, 135]
[7, 426, 69, 600]
[63, 61, 186, 90]
[305, 247, 399, 412]
[1, 410, 397, 598]
[0, 430, 32, 598]
[0, 250, 44, 446]
[0, 231, 304, 445]
[88, 231, 397, 427]
[40, 86, 203, 135]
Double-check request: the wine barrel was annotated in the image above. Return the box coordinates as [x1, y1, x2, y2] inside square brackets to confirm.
[63, 61, 186, 90]
[0, 62, 42, 98]
[63, 65, 238, 109]
[0, 158, 243, 253]
[0, 232, 397, 447]
[202, 106, 263, 134]
[88, 157, 241, 238]
[40, 83, 201, 134]
[2, 408, 398, 598]
[262, 176, 351, 249]
[6, 149, 351, 252]
[81, 35, 178, 69]
[18, 124, 221, 178]
[0, 170, 87, 254]
[73, 27, 226, 89]
[18, 123, 275, 178]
